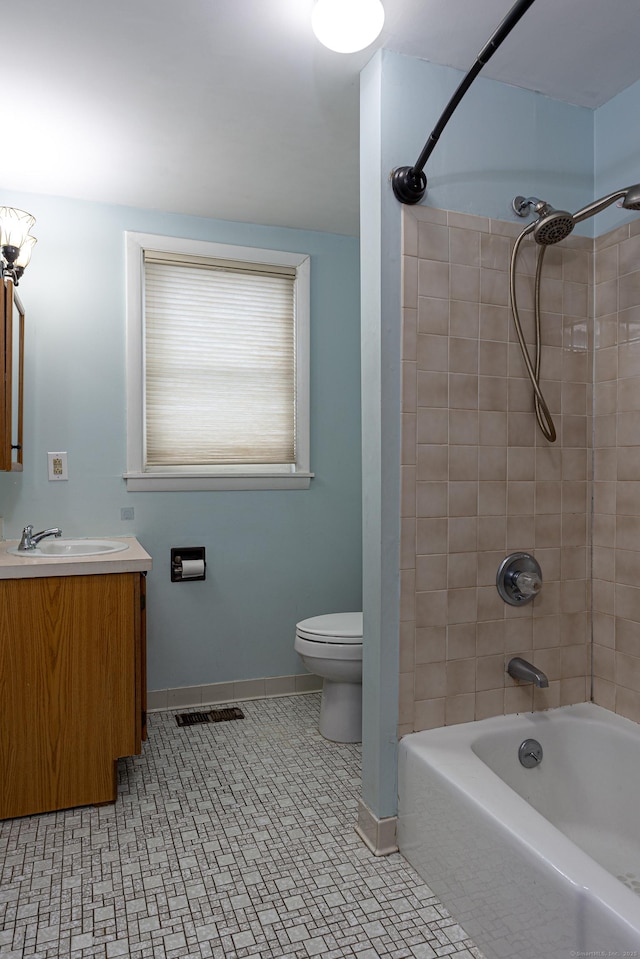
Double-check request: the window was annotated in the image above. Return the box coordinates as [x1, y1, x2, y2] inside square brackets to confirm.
[125, 233, 311, 490]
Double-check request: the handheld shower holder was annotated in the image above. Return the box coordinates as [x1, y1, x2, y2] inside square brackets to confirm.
[513, 195, 542, 217]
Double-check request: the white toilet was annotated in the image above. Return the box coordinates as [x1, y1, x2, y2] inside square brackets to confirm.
[294, 611, 363, 743]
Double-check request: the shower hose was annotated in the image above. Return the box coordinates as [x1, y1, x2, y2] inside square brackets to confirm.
[509, 228, 557, 443]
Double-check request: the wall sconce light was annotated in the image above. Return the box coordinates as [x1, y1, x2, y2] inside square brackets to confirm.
[312, 0, 384, 53]
[0, 207, 37, 285]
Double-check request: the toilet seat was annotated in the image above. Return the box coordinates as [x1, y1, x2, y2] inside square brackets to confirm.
[294, 634, 362, 661]
[295, 611, 362, 644]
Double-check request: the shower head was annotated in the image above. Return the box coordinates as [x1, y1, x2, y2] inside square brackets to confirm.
[512, 195, 575, 245]
[621, 183, 640, 210]
[532, 207, 575, 245]
[573, 183, 640, 222]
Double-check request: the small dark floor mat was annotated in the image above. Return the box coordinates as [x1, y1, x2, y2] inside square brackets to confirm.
[175, 706, 245, 727]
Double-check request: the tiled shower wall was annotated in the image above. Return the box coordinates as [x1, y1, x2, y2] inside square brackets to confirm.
[399, 205, 592, 735]
[592, 219, 640, 724]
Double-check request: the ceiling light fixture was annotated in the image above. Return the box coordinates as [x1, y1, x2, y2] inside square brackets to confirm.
[312, 0, 384, 54]
[0, 207, 37, 285]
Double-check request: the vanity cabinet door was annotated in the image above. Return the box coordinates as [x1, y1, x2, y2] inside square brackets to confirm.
[0, 572, 145, 819]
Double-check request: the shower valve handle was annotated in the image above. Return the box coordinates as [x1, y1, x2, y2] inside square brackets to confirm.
[512, 570, 541, 599]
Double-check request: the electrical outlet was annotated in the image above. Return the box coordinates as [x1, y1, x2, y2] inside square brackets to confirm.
[121, 507, 134, 521]
[47, 451, 68, 481]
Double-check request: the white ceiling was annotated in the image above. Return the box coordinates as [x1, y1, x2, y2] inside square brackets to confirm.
[4, 0, 640, 237]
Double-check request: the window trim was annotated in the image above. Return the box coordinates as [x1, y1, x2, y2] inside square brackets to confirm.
[124, 232, 312, 491]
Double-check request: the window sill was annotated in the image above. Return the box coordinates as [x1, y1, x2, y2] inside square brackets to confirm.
[123, 472, 314, 492]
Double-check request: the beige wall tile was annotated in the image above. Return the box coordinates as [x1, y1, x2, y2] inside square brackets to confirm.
[417, 333, 448, 371]
[415, 589, 448, 627]
[450, 227, 480, 267]
[415, 626, 447, 664]
[418, 259, 449, 299]
[415, 661, 446, 700]
[478, 446, 507, 480]
[416, 553, 447, 591]
[450, 373, 479, 410]
[417, 408, 448, 445]
[447, 553, 478, 589]
[477, 620, 505, 656]
[399, 622, 416, 673]
[533, 682, 561, 710]
[418, 296, 449, 335]
[475, 688, 505, 719]
[447, 587, 478, 625]
[448, 516, 478, 552]
[445, 692, 476, 725]
[504, 683, 534, 713]
[476, 654, 506, 691]
[480, 303, 510, 341]
[615, 651, 640, 691]
[449, 298, 480, 338]
[481, 268, 509, 307]
[417, 221, 449, 261]
[413, 697, 446, 730]
[481, 233, 511, 271]
[560, 677, 589, 706]
[400, 569, 416, 622]
[418, 370, 449, 412]
[616, 686, 640, 724]
[449, 409, 479, 445]
[416, 481, 447, 518]
[451, 265, 480, 304]
[449, 211, 490, 232]
[477, 515, 507, 550]
[592, 677, 616, 710]
[417, 444, 448, 481]
[402, 413, 417, 466]
[395, 209, 640, 736]
[399, 671, 415, 726]
[506, 515, 535, 550]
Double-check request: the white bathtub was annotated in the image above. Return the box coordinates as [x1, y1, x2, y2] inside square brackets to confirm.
[397, 703, 640, 959]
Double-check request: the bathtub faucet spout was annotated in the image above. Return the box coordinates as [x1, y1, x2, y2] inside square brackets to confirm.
[507, 657, 549, 688]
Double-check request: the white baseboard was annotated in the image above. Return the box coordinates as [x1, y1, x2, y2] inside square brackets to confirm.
[148, 673, 322, 711]
[355, 798, 398, 856]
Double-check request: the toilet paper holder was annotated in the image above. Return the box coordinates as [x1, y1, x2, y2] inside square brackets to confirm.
[171, 546, 206, 582]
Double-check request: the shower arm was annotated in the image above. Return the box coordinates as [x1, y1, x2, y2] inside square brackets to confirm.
[390, 0, 537, 206]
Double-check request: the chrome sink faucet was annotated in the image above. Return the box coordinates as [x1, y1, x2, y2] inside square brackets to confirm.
[18, 525, 63, 551]
[507, 656, 549, 688]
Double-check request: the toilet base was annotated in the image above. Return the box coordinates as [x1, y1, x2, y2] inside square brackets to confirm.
[319, 679, 362, 743]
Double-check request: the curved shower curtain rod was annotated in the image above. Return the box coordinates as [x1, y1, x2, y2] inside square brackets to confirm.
[391, 0, 537, 206]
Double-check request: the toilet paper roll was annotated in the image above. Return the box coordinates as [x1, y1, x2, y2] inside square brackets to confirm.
[180, 559, 205, 579]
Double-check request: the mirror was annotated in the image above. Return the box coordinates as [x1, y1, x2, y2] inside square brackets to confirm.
[1, 279, 24, 472]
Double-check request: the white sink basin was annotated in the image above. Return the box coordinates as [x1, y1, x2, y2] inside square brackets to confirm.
[8, 539, 129, 558]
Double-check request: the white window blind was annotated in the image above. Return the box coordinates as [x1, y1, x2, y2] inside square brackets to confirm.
[143, 252, 296, 468]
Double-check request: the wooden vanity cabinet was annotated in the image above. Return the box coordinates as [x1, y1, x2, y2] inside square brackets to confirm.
[0, 571, 147, 819]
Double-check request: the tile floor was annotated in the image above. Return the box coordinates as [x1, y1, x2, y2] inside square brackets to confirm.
[0, 694, 485, 959]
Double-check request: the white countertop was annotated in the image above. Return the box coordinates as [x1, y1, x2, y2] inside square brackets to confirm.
[0, 537, 153, 579]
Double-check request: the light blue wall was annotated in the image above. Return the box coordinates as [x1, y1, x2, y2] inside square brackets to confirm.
[595, 75, 640, 234]
[0, 191, 362, 691]
[360, 50, 596, 821]
[360, 53, 403, 821]
[380, 53, 594, 224]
